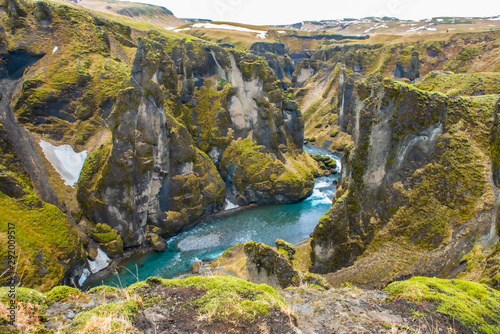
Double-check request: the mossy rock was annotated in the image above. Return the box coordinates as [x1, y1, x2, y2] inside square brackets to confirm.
[128, 275, 289, 323]
[244, 241, 300, 289]
[220, 138, 314, 205]
[0, 192, 85, 291]
[148, 233, 167, 252]
[302, 273, 331, 290]
[275, 239, 296, 262]
[384, 277, 500, 334]
[45, 286, 83, 305]
[90, 223, 124, 257]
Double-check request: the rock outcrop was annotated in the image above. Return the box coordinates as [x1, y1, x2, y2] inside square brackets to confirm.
[77, 37, 315, 247]
[0, 1, 316, 289]
[244, 241, 300, 289]
[310, 77, 498, 288]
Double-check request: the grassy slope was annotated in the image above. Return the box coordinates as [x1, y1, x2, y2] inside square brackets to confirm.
[0, 276, 292, 333]
[78, 0, 185, 28]
[385, 277, 500, 334]
[299, 31, 500, 152]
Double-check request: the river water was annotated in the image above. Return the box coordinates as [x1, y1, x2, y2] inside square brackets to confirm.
[90, 145, 340, 288]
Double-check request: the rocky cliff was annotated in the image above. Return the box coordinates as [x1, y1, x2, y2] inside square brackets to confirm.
[309, 70, 500, 289]
[294, 32, 500, 153]
[0, 0, 317, 289]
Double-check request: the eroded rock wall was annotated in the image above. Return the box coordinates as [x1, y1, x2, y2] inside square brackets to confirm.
[310, 78, 498, 288]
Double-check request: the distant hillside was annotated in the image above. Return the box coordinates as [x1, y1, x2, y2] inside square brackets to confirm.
[273, 16, 500, 36]
[78, 0, 185, 28]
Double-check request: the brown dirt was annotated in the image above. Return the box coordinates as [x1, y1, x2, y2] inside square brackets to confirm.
[134, 285, 298, 334]
[385, 298, 469, 334]
[281, 285, 471, 334]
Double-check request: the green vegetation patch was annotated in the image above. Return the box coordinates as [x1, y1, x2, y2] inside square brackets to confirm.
[384, 277, 500, 334]
[221, 138, 313, 203]
[68, 300, 141, 333]
[416, 72, 500, 97]
[386, 129, 486, 249]
[0, 192, 85, 291]
[45, 286, 83, 305]
[129, 275, 288, 322]
[0, 287, 46, 308]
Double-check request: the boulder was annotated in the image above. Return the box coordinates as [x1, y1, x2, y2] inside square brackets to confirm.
[149, 233, 167, 252]
[244, 241, 299, 289]
[275, 239, 296, 262]
[192, 261, 202, 274]
[90, 223, 124, 258]
[87, 239, 99, 261]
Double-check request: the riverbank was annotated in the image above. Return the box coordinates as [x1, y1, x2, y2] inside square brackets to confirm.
[83, 145, 341, 289]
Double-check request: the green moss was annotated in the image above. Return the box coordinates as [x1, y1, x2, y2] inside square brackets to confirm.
[220, 138, 314, 204]
[129, 276, 288, 322]
[91, 223, 124, 256]
[387, 129, 486, 249]
[68, 300, 141, 332]
[319, 215, 331, 224]
[0, 287, 46, 308]
[0, 192, 84, 291]
[86, 286, 121, 296]
[445, 46, 484, 73]
[384, 277, 500, 334]
[329, 129, 339, 137]
[45, 286, 83, 305]
[416, 72, 500, 97]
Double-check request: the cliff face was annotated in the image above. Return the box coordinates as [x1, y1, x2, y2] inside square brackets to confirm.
[76, 37, 316, 247]
[310, 76, 499, 288]
[295, 32, 500, 153]
[0, 0, 316, 287]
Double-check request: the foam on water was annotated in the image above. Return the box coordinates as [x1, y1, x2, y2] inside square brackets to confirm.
[176, 233, 222, 252]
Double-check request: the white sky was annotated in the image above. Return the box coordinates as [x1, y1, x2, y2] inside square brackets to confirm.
[128, 0, 500, 25]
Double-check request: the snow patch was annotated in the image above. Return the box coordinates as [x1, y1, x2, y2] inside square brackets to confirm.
[407, 26, 436, 32]
[175, 23, 267, 39]
[39, 141, 87, 187]
[52, 46, 58, 54]
[224, 199, 239, 210]
[278, 30, 286, 34]
[362, 24, 388, 34]
[88, 248, 110, 274]
[78, 268, 90, 286]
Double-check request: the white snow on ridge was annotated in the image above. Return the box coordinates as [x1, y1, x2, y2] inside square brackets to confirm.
[407, 26, 437, 32]
[175, 23, 267, 39]
[39, 140, 87, 187]
[362, 24, 388, 34]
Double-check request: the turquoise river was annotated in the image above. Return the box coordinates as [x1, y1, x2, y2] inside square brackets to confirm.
[88, 145, 340, 288]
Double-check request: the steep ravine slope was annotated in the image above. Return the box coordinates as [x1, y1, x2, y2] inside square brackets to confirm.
[0, 0, 317, 289]
[293, 32, 500, 153]
[310, 77, 500, 288]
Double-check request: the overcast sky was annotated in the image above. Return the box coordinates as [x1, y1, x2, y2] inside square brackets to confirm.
[129, 0, 500, 25]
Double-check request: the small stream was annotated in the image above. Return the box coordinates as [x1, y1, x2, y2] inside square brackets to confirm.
[89, 145, 341, 288]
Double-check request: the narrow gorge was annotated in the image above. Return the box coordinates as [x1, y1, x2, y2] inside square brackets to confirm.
[1, 0, 500, 333]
